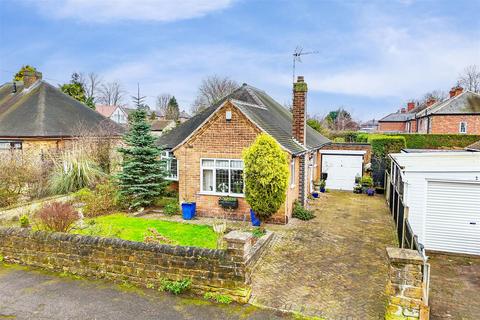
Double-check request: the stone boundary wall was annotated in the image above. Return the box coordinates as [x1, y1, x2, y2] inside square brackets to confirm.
[0, 228, 273, 303]
[385, 247, 430, 320]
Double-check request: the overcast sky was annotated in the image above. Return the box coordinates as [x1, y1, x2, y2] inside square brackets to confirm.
[1, 0, 479, 120]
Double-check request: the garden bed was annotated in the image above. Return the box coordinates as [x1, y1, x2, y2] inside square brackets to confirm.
[72, 214, 219, 249]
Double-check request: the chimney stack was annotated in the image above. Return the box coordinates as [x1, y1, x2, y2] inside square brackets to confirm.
[426, 97, 437, 107]
[400, 108, 406, 113]
[292, 76, 307, 145]
[407, 101, 415, 112]
[23, 71, 42, 88]
[449, 86, 464, 98]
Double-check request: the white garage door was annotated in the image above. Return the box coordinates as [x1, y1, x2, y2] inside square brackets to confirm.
[321, 154, 363, 191]
[426, 180, 480, 255]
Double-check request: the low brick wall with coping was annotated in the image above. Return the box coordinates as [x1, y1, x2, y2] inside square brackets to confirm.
[0, 227, 274, 303]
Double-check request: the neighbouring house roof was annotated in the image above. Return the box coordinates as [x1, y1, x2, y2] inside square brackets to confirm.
[379, 112, 415, 122]
[0, 81, 123, 138]
[157, 83, 330, 154]
[95, 104, 125, 118]
[417, 91, 480, 117]
[466, 140, 480, 151]
[151, 119, 175, 131]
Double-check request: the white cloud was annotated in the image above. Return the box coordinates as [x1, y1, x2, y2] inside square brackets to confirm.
[31, 0, 234, 23]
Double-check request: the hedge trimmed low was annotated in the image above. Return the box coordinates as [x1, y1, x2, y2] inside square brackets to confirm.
[369, 136, 406, 157]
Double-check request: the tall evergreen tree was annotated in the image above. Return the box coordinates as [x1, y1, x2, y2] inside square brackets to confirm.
[166, 96, 180, 121]
[131, 83, 147, 109]
[117, 109, 167, 209]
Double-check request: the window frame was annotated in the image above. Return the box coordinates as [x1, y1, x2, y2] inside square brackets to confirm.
[459, 121, 467, 134]
[0, 140, 22, 151]
[199, 158, 245, 197]
[161, 151, 179, 181]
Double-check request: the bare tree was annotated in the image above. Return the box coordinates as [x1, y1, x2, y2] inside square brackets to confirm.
[191, 75, 239, 114]
[458, 65, 480, 93]
[422, 90, 447, 103]
[156, 93, 172, 115]
[79, 72, 102, 103]
[98, 81, 125, 106]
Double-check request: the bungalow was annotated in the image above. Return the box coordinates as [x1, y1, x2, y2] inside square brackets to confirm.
[157, 77, 370, 223]
[378, 86, 480, 134]
[0, 71, 123, 156]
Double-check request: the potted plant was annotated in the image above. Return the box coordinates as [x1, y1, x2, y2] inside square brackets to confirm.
[319, 179, 326, 193]
[360, 176, 373, 194]
[181, 198, 196, 220]
[355, 174, 361, 184]
[218, 196, 238, 209]
[312, 191, 319, 198]
[367, 187, 375, 196]
[243, 133, 289, 228]
[353, 184, 363, 194]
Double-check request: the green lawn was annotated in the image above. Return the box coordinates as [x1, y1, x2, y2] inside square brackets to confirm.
[72, 214, 218, 249]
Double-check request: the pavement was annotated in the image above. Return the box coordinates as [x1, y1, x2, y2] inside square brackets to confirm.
[249, 191, 398, 320]
[428, 253, 480, 320]
[0, 264, 293, 320]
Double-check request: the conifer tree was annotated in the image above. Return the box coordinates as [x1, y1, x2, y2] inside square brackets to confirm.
[166, 96, 180, 121]
[117, 108, 167, 209]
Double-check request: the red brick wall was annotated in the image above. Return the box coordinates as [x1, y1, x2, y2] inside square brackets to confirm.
[173, 102, 295, 224]
[430, 115, 480, 134]
[378, 121, 406, 132]
[409, 119, 417, 133]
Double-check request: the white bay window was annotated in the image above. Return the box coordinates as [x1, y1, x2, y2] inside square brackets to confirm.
[201, 159, 244, 196]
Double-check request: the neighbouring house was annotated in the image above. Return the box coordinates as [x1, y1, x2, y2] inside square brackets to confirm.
[378, 86, 480, 134]
[0, 71, 123, 157]
[387, 151, 480, 256]
[359, 119, 379, 132]
[155, 110, 191, 123]
[150, 119, 176, 136]
[157, 76, 371, 223]
[95, 104, 129, 125]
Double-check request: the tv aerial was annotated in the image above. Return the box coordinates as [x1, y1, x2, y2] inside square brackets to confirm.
[292, 46, 319, 83]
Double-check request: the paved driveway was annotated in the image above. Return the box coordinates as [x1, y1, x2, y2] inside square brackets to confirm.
[429, 253, 480, 319]
[0, 264, 290, 320]
[250, 191, 397, 319]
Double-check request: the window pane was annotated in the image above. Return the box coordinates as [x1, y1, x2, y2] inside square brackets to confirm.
[230, 170, 244, 194]
[216, 169, 229, 193]
[216, 160, 229, 168]
[231, 160, 244, 169]
[202, 169, 214, 192]
[170, 159, 178, 179]
[202, 159, 214, 167]
[0, 143, 10, 150]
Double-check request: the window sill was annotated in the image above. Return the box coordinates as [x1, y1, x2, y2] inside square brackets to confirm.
[198, 192, 245, 198]
[164, 177, 179, 181]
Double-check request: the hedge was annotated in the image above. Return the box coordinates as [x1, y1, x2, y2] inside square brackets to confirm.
[369, 136, 406, 157]
[328, 131, 361, 142]
[354, 133, 480, 149]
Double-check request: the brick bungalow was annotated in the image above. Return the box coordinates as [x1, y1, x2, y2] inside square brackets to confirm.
[0, 71, 123, 156]
[378, 86, 480, 134]
[157, 77, 371, 224]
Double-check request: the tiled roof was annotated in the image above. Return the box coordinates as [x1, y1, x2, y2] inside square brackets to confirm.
[0, 81, 123, 138]
[95, 104, 118, 118]
[151, 119, 175, 131]
[379, 112, 415, 122]
[427, 91, 480, 115]
[156, 84, 330, 154]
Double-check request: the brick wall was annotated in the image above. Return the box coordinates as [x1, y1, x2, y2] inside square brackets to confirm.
[430, 114, 480, 134]
[409, 119, 417, 133]
[174, 102, 294, 224]
[378, 121, 407, 132]
[0, 228, 274, 303]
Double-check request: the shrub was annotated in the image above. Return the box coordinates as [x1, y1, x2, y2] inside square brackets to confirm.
[360, 176, 373, 187]
[35, 202, 80, 232]
[163, 200, 180, 216]
[292, 201, 316, 221]
[252, 227, 266, 238]
[19, 215, 30, 228]
[49, 151, 104, 194]
[369, 136, 406, 157]
[204, 292, 233, 304]
[242, 133, 289, 224]
[73, 188, 93, 203]
[0, 188, 20, 208]
[159, 278, 191, 295]
[82, 181, 119, 217]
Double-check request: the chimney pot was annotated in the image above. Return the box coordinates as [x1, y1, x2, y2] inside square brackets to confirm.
[23, 71, 42, 88]
[450, 86, 463, 98]
[401, 108, 406, 113]
[426, 97, 437, 107]
[292, 76, 307, 145]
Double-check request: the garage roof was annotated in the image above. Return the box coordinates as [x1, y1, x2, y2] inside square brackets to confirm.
[390, 152, 480, 172]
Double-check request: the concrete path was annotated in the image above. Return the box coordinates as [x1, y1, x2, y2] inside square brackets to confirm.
[0, 265, 291, 320]
[250, 191, 397, 319]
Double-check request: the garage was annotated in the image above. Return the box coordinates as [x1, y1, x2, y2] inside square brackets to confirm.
[320, 150, 365, 191]
[388, 152, 480, 255]
[425, 180, 480, 255]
